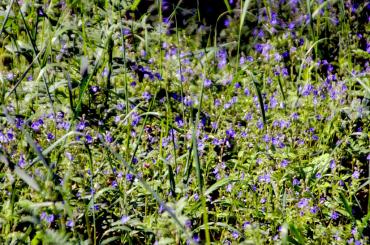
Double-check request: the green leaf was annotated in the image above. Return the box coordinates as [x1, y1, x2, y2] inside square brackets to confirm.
[339, 192, 354, 221]
[14, 166, 41, 192]
[204, 178, 237, 196]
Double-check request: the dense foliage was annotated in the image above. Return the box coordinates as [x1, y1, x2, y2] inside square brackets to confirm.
[0, 0, 369, 244]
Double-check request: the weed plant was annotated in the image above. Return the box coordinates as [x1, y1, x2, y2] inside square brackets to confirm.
[0, 0, 369, 244]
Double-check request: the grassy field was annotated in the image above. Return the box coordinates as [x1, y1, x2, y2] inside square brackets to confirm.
[0, 0, 369, 244]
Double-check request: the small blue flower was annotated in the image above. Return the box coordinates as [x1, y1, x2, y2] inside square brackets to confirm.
[204, 79, 212, 88]
[292, 178, 300, 186]
[280, 159, 289, 168]
[121, 215, 130, 224]
[330, 160, 336, 169]
[126, 173, 134, 182]
[298, 198, 309, 208]
[226, 128, 236, 138]
[232, 231, 239, 239]
[310, 206, 319, 214]
[330, 211, 339, 220]
[352, 170, 360, 179]
[142, 91, 152, 101]
[18, 154, 27, 168]
[66, 219, 74, 228]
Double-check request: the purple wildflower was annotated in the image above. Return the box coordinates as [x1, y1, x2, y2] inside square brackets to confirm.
[298, 198, 309, 208]
[226, 128, 236, 138]
[280, 159, 289, 168]
[121, 215, 130, 224]
[330, 211, 339, 220]
[126, 173, 134, 182]
[292, 178, 300, 186]
[142, 91, 152, 101]
[352, 170, 360, 179]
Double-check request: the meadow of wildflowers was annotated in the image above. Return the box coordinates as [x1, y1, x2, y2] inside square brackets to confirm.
[0, 0, 369, 244]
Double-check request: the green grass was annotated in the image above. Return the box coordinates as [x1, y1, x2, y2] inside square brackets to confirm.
[0, 0, 369, 244]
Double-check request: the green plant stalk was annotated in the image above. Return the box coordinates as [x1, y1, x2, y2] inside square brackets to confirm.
[236, 0, 251, 84]
[16, 4, 56, 119]
[0, 0, 14, 37]
[192, 79, 210, 244]
[105, 31, 114, 107]
[85, 143, 97, 245]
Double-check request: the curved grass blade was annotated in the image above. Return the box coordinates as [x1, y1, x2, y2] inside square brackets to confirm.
[14, 167, 41, 192]
[0, 0, 14, 37]
[75, 55, 101, 118]
[30, 131, 84, 165]
[204, 178, 237, 196]
[5, 47, 45, 100]
[243, 70, 266, 125]
[104, 31, 114, 107]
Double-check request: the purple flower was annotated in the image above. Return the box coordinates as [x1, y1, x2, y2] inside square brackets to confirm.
[352, 170, 360, 179]
[330, 211, 339, 220]
[193, 234, 200, 243]
[131, 112, 141, 127]
[41, 213, 54, 224]
[269, 96, 278, 108]
[31, 119, 43, 131]
[204, 79, 212, 88]
[245, 113, 253, 121]
[259, 174, 271, 183]
[66, 219, 74, 228]
[298, 198, 309, 208]
[105, 132, 113, 143]
[16, 117, 25, 129]
[76, 121, 87, 131]
[226, 128, 236, 138]
[171, 117, 183, 129]
[18, 154, 26, 168]
[90, 85, 99, 93]
[302, 84, 314, 96]
[257, 120, 264, 130]
[214, 99, 221, 107]
[224, 18, 230, 27]
[232, 231, 239, 239]
[244, 87, 250, 96]
[330, 160, 336, 169]
[310, 206, 319, 214]
[280, 159, 289, 168]
[194, 193, 199, 201]
[312, 135, 319, 141]
[142, 91, 152, 101]
[292, 178, 300, 186]
[126, 173, 134, 182]
[243, 221, 251, 229]
[121, 215, 130, 224]
[111, 180, 118, 188]
[183, 96, 193, 107]
[65, 152, 74, 161]
[240, 56, 245, 65]
[47, 132, 55, 141]
[85, 134, 93, 144]
[234, 82, 241, 89]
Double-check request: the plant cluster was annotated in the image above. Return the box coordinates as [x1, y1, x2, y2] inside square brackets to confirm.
[0, 0, 369, 244]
